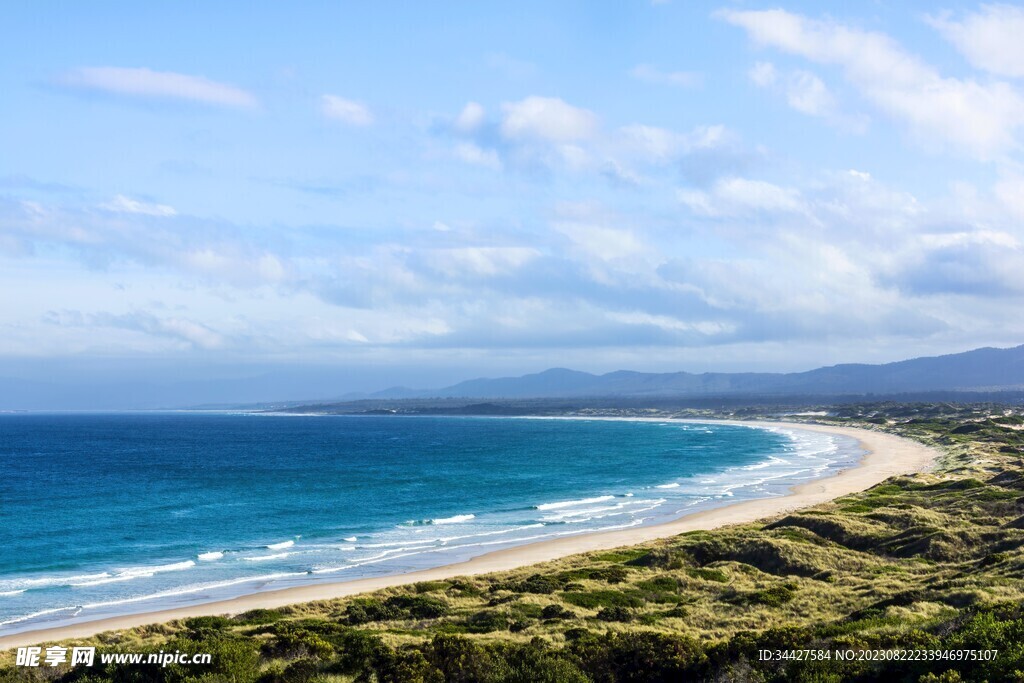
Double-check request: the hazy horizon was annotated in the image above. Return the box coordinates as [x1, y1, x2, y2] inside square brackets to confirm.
[4, 2, 1024, 406]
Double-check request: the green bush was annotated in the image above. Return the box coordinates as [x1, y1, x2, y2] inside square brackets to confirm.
[561, 590, 644, 609]
[465, 610, 510, 633]
[235, 608, 285, 625]
[596, 606, 634, 622]
[685, 567, 729, 583]
[725, 583, 797, 607]
[541, 604, 576, 620]
[262, 630, 335, 660]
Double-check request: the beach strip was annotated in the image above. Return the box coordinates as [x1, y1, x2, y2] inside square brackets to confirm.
[0, 421, 938, 649]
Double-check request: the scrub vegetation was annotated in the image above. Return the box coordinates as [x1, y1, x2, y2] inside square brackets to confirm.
[3, 403, 1024, 682]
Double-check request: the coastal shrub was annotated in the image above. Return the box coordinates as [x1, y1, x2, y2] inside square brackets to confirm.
[343, 598, 396, 624]
[559, 566, 629, 583]
[386, 595, 449, 619]
[569, 631, 704, 683]
[593, 549, 649, 563]
[541, 604, 576, 620]
[980, 551, 1010, 567]
[427, 635, 511, 683]
[685, 567, 729, 583]
[725, 583, 797, 607]
[465, 610, 511, 633]
[493, 641, 590, 683]
[183, 615, 232, 631]
[161, 635, 262, 683]
[343, 595, 448, 624]
[264, 659, 321, 683]
[331, 629, 390, 676]
[950, 424, 985, 435]
[445, 579, 483, 597]
[510, 602, 544, 620]
[561, 590, 644, 610]
[414, 580, 450, 593]
[371, 646, 443, 683]
[596, 606, 634, 622]
[625, 548, 686, 569]
[770, 527, 827, 545]
[487, 593, 520, 607]
[497, 573, 563, 594]
[235, 608, 285, 625]
[636, 575, 680, 593]
[262, 630, 335, 660]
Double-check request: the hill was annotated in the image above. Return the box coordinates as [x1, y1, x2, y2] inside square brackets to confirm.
[397, 345, 1024, 400]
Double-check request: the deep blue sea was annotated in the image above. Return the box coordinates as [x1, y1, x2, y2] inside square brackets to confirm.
[0, 414, 860, 634]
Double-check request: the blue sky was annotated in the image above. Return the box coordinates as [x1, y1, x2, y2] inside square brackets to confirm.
[3, 1, 1024, 402]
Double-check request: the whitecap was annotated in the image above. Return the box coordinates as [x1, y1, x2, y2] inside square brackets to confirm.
[535, 495, 614, 510]
[432, 514, 475, 525]
[70, 561, 196, 587]
[243, 553, 291, 562]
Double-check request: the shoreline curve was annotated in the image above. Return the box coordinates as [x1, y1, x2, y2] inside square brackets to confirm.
[0, 419, 939, 649]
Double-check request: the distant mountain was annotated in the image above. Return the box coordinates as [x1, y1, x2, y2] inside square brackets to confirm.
[391, 345, 1024, 399]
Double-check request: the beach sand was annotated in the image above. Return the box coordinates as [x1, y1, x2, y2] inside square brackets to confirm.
[0, 420, 939, 649]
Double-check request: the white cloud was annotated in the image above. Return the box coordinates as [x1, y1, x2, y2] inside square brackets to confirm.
[554, 221, 644, 262]
[500, 96, 598, 142]
[928, 5, 1024, 78]
[719, 8, 1024, 159]
[454, 101, 486, 132]
[630, 64, 701, 88]
[675, 189, 718, 216]
[678, 177, 804, 216]
[601, 161, 643, 187]
[100, 195, 177, 217]
[62, 67, 257, 108]
[748, 61, 778, 88]
[80, 311, 228, 350]
[425, 247, 540, 277]
[453, 142, 502, 170]
[994, 174, 1024, 218]
[619, 123, 728, 163]
[749, 62, 865, 132]
[157, 317, 227, 349]
[321, 95, 374, 125]
[784, 70, 835, 117]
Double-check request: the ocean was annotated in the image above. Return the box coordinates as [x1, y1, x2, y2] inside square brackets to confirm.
[0, 413, 860, 634]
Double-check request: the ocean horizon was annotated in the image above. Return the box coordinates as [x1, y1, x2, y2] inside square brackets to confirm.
[0, 414, 861, 635]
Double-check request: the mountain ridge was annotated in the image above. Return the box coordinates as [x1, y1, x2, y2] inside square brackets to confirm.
[375, 344, 1024, 399]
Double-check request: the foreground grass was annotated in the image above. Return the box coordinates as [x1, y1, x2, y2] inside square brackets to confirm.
[3, 403, 1024, 682]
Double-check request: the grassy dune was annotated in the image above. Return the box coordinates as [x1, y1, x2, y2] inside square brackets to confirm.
[3, 404, 1024, 682]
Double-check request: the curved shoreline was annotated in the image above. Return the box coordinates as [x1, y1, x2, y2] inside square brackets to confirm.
[0, 420, 938, 649]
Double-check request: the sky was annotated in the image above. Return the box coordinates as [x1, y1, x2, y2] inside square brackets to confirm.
[3, 1, 1024, 405]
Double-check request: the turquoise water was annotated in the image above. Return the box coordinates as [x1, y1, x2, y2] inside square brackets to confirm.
[0, 414, 859, 634]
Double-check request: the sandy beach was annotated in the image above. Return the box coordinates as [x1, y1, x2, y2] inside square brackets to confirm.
[0, 420, 938, 649]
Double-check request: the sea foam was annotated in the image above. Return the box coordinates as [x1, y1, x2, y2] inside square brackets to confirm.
[69, 561, 196, 587]
[535, 495, 615, 510]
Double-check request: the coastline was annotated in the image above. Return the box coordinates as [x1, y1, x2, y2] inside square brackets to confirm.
[0, 420, 938, 649]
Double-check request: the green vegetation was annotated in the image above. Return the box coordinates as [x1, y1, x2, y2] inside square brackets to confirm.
[3, 403, 1024, 681]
